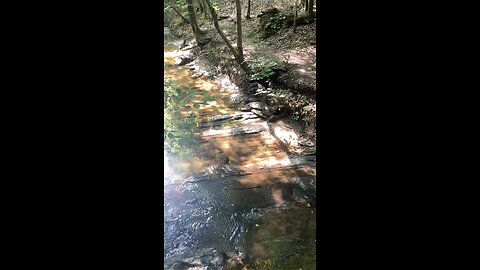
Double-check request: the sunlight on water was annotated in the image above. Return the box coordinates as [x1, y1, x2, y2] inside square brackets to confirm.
[163, 27, 316, 269]
[164, 150, 171, 186]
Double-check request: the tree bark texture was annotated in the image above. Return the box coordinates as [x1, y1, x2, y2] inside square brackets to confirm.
[186, 0, 206, 44]
[235, 0, 245, 62]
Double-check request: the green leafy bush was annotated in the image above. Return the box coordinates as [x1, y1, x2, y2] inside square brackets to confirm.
[249, 57, 281, 81]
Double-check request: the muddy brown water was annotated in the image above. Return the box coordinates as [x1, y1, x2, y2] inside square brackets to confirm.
[164, 28, 316, 270]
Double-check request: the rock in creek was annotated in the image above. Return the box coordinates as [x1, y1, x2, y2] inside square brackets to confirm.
[246, 101, 268, 111]
[251, 109, 270, 119]
[167, 249, 229, 270]
[175, 57, 193, 66]
[230, 125, 265, 136]
[175, 51, 194, 66]
[202, 124, 265, 137]
[211, 115, 234, 122]
[210, 112, 258, 122]
[298, 139, 315, 147]
[242, 102, 273, 117]
[191, 72, 203, 79]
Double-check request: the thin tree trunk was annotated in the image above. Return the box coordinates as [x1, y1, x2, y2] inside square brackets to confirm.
[204, 0, 250, 74]
[305, 0, 308, 13]
[186, 0, 207, 44]
[235, 0, 244, 62]
[293, 0, 298, 33]
[202, 0, 210, 19]
[246, 0, 251, 19]
[308, 0, 315, 17]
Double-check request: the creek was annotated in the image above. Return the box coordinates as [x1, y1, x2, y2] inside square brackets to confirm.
[164, 28, 316, 270]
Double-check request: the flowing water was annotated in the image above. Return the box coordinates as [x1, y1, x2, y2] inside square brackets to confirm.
[164, 28, 317, 270]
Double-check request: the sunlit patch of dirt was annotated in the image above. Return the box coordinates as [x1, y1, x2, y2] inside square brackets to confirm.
[271, 189, 285, 205]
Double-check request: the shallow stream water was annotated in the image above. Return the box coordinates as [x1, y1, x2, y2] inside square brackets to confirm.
[164, 28, 316, 270]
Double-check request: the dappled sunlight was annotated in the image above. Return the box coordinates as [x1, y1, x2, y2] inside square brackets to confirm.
[197, 126, 291, 172]
[164, 150, 173, 186]
[164, 1, 317, 266]
[286, 54, 307, 65]
[163, 41, 314, 190]
[164, 50, 182, 58]
[164, 1, 318, 265]
[277, 47, 316, 66]
[171, 156, 210, 179]
[273, 124, 299, 146]
[194, 80, 218, 90]
[199, 105, 233, 115]
[272, 189, 285, 206]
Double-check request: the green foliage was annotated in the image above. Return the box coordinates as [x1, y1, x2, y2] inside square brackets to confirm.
[244, 28, 259, 45]
[301, 105, 313, 124]
[262, 13, 289, 38]
[290, 111, 300, 121]
[265, 15, 285, 31]
[249, 57, 281, 81]
[288, 105, 315, 124]
[212, 0, 219, 10]
[164, 80, 214, 156]
[164, 0, 189, 20]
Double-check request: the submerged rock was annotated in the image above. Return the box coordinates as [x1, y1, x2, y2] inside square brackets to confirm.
[168, 249, 229, 270]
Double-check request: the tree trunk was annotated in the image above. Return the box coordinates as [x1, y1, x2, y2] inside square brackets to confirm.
[305, 0, 308, 13]
[308, 0, 315, 17]
[204, 0, 250, 74]
[235, 0, 245, 62]
[293, 0, 298, 33]
[202, 0, 210, 19]
[186, 0, 207, 44]
[246, 0, 251, 19]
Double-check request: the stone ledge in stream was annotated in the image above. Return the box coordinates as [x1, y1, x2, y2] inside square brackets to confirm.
[174, 51, 194, 66]
[201, 124, 265, 137]
[210, 112, 258, 122]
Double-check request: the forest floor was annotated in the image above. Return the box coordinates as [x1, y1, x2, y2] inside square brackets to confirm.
[166, 0, 317, 140]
